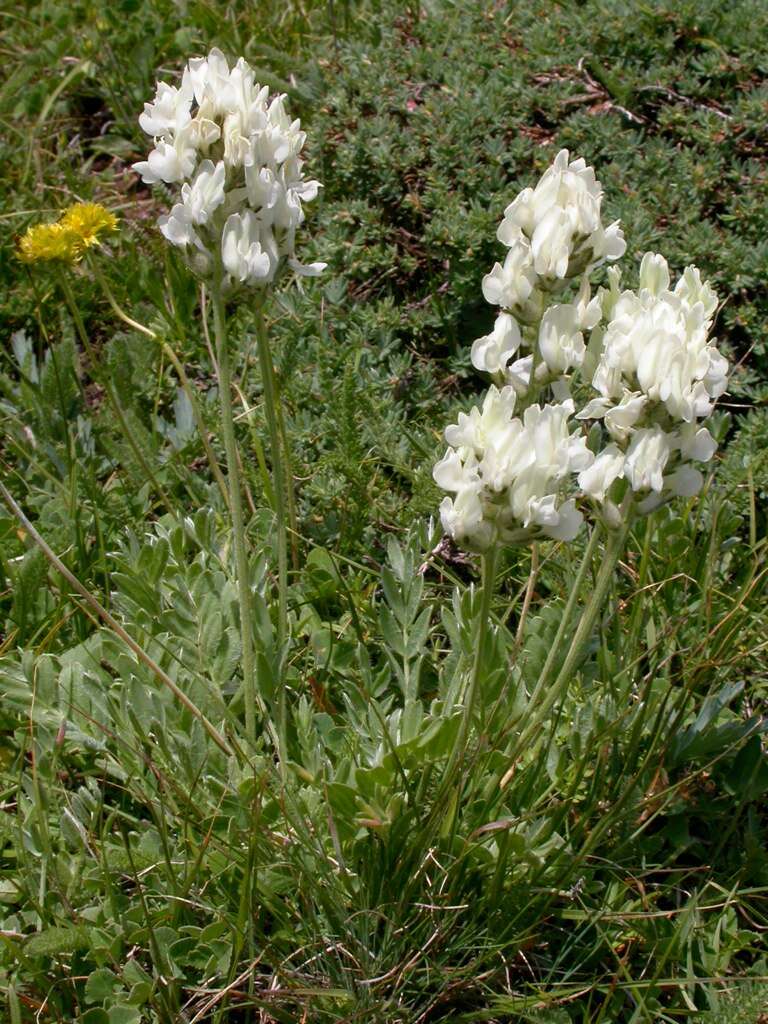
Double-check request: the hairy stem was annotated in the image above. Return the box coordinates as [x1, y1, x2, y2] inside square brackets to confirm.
[254, 305, 289, 775]
[273, 377, 300, 571]
[210, 279, 258, 747]
[446, 546, 498, 784]
[501, 516, 631, 786]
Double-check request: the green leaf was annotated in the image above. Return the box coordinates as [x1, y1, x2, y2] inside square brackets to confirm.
[25, 925, 90, 957]
[79, 1011, 110, 1024]
[726, 734, 768, 801]
[108, 1007, 141, 1024]
[85, 968, 120, 1003]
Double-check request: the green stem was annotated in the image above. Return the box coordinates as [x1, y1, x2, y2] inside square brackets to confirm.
[274, 379, 300, 572]
[447, 546, 498, 780]
[92, 263, 231, 511]
[503, 516, 631, 780]
[527, 525, 603, 710]
[254, 305, 289, 775]
[514, 542, 539, 649]
[209, 280, 258, 748]
[57, 271, 175, 515]
[625, 514, 654, 683]
[423, 546, 497, 849]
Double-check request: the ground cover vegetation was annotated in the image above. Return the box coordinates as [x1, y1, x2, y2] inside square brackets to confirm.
[1, 1, 767, 1021]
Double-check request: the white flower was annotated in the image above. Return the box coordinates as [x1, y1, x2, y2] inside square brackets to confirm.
[139, 79, 193, 137]
[180, 159, 226, 224]
[604, 391, 646, 443]
[471, 313, 522, 376]
[674, 265, 718, 318]
[437, 153, 727, 551]
[538, 303, 585, 374]
[639, 252, 670, 296]
[665, 465, 704, 497]
[481, 237, 537, 308]
[433, 393, 592, 548]
[578, 444, 625, 502]
[256, 96, 307, 166]
[133, 136, 197, 184]
[577, 399, 611, 424]
[600, 265, 623, 320]
[574, 276, 603, 330]
[624, 427, 672, 493]
[287, 257, 327, 278]
[531, 206, 573, 279]
[588, 220, 626, 266]
[508, 473, 583, 541]
[593, 254, 727, 423]
[188, 47, 235, 116]
[505, 354, 534, 396]
[524, 400, 594, 478]
[704, 348, 729, 400]
[159, 204, 201, 249]
[444, 385, 518, 450]
[433, 448, 471, 492]
[541, 498, 583, 541]
[497, 187, 536, 242]
[221, 212, 278, 285]
[495, 150, 624, 281]
[134, 49, 324, 287]
[439, 488, 493, 550]
[675, 423, 717, 462]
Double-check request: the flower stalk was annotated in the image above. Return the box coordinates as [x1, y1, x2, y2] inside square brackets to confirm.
[444, 545, 497, 787]
[133, 48, 327, 755]
[500, 511, 632, 787]
[254, 307, 290, 775]
[210, 277, 258, 747]
[254, 307, 289, 651]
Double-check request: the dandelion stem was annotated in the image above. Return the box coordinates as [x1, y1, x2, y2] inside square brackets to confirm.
[56, 269, 175, 514]
[91, 262, 230, 511]
[209, 278, 258, 748]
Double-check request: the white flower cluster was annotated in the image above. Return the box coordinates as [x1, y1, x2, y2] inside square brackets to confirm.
[577, 253, 727, 511]
[133, 48, 325, 288]
[474, 151, 624, 395]
[481, 149, 625, 313]
[434, 151, 729, 550]
[434, 388, 592, 548]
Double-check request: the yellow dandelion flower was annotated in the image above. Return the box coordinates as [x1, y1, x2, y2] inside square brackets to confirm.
[17, 222, 80, 264]
[59, 202, 118, 250]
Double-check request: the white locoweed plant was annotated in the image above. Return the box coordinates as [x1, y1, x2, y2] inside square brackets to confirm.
[3, 93, 762, 1016]
[433, 149, 730, 773]
[133, 48, 326, 754]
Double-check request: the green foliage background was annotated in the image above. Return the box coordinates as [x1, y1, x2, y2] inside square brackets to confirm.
[1, 1, 767, 1022]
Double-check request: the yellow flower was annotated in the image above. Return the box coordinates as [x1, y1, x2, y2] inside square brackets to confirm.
[17, 203, 118, 265]
[59, 202, 118, 251]
[17, 222, 80, 264]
